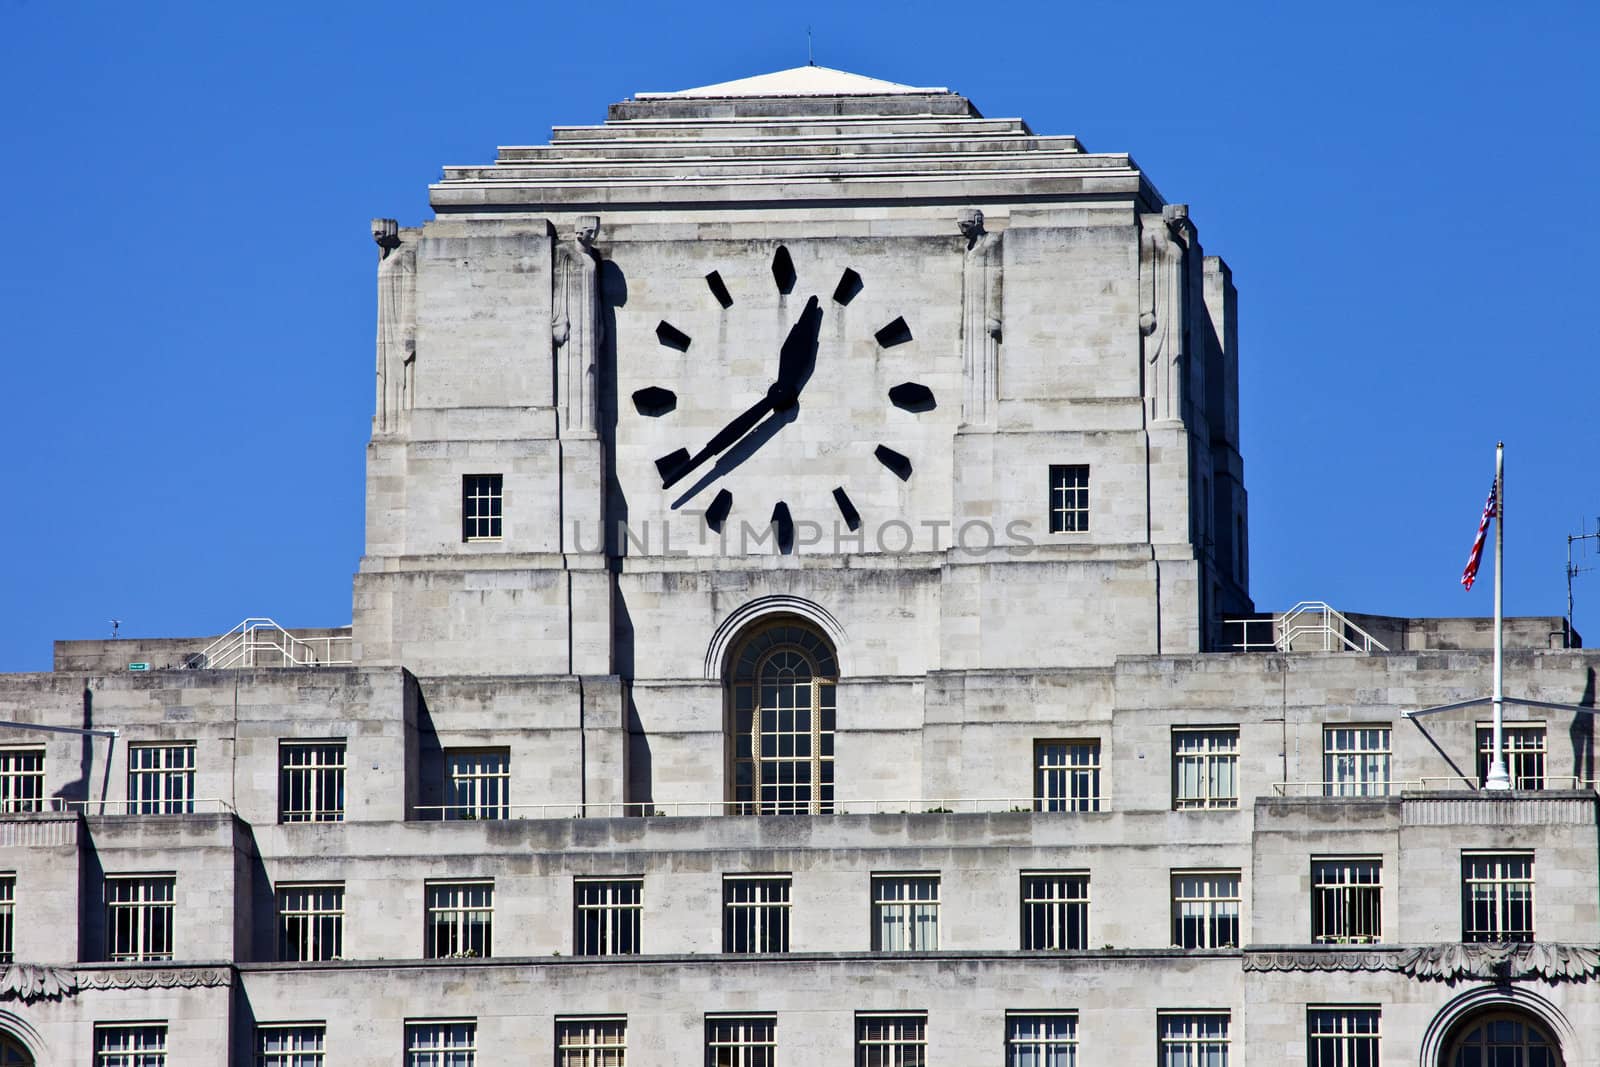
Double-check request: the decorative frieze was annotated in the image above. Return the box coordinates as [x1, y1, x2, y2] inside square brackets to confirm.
[1244, 943, 1600, 982]
[0, 964, 231, 1004]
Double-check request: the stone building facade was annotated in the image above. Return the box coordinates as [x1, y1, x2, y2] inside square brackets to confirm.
[0, 66, 1594, 1067]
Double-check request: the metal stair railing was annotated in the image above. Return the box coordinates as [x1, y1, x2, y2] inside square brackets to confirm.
[185, 618, 353, 669]
[1223, 602, 1389, 654]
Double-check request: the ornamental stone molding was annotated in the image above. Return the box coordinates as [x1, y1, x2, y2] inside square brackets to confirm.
[1243, 944, 1600, 983]
[0, 965, 76, 1003]
[0, 964, 232, 1003]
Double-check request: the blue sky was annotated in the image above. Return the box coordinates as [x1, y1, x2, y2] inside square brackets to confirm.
[2, 1, 1595, 670]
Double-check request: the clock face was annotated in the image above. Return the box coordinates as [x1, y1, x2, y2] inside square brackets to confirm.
[626, 244, 939, 551]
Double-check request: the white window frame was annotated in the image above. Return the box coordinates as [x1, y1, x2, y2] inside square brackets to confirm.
[104, 874, 175, 962]
[444, 749, 509, 820]
[462, 474, 503, 542]
[278, 740, 345, 823]
[1476, 724, 1547, 790]
[1048, 464, 1090, 533]
[1172, 728, 1239, 810]
[1006, 1012, 1078, 1067]
[0, 874, 12, 964]
[1462, 851, 1535, 943]
[1159, 1013, 1230, 1067]
[573, 878, 641, 956]
[1020, 871, 1090, 951]
[1307, 1007, 1380, 1067]
[1311, 857, 1382, 944]
[277, 882, 344, 962]
[1321, 726, 1392, 797]
[128, 742, 196, 815]
[95, 1024, 168, 1067]
[723, 875, 791, 953]
[855, 1012, 927, 1067]
[0, 747, 45, 814]
[1034, 740, 1101, 812]
[425, 880, 493, 959]
[556, 1016, 626, 1067]
[256, 1024, 326, 1067]
[872, 874, 940, 951]
[706, 1014, 776, 1067]
[405, 1019, 476, 1067]
[1172, 870, 1241, 949]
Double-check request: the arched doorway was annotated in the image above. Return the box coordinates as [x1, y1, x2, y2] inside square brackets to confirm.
[0, 1030, 33, 1065]
[725, 617, 838, 814]
[1443, 1011, 1563, 1067]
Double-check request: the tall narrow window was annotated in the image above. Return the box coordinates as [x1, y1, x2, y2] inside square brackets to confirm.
[1322, 727, 1391, 797]
[723, 875, 791, 953]
[0, 749, 45, 814]
[406, 1021, 475, 1067]
[707, 1015, 776, 1067]
[279, 741, 345, 823]
[1006, 1013, 1078, 1067]
[728, 621, 838, 815]
[257, 1025, 325, 1067]
[462, 474, 503, 542]
[872, 875, 939, 951]
[1311, 858, 1382, 944]
[1462, 852, 1534, 943]
[1034, 740, 1101, 812]
[104, 875, 175, 961]
[1172, 728, 1239, 809]
[95, 1025, 167, 1067]
[1477, 725, 1547, 789]
[426, 881, 493, 959]
[128, 742, 196, 814]
[856, 1013, 926, 1067]
[556, 1017, 626, 1067]
[1048, 465, 1090, 533]
[574, 878, 641, 956]
[1159, 1013, 1229, 1067]
[1172, 870, 1240, 949]
[444, 749, 509, 819]
[277, 883, 344, 961]
[1020, 871, 1090, 950]
[0, 875, 12, 964]
[1307, 1008, 1380, 1067]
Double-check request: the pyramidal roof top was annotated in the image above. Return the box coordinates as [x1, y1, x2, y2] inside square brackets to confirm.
[637, 65, 949, 99]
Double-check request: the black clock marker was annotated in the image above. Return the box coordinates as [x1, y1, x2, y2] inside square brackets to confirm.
[705, 489, 733, 532]
[832, 268, 863, 306]
[705, 270, 734, 309]
[874, 317, 913, 348]
[771, 246, 797, 295]
[632, 387, 677, 417]
[888, 382, 936, 412]
[875, 444, 914, 481]
[771, 501, 795, 553]
[656, 321, 692, 352]
[832, 487, 861, 531]
[655, 448, 691, 483]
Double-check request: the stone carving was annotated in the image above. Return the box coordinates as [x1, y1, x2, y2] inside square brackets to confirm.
[372, 218, 417, 433]
[80, 966, 231, 990]
[1242, 944, 1600, 983]
[1243, 949, 1395, 974]
[0, 965, 77, 1003]
[552, 215, 603, 435]
[957, 209, 1003, 428]
[1139, 204, 1192, 423]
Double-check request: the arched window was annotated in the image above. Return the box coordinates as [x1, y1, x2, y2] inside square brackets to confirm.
[1444, 1012, 1563, 1067]
[727, 619, 838, 815]
[0, 1031, 33, 1065]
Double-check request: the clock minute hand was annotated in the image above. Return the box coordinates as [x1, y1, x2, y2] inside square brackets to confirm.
[660, 392, 775, 489]
[774, 295, 822, 400]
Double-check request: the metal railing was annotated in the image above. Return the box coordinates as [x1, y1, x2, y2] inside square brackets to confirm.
[1271, 777, 1597, 797]
[414, 797, 1063, 821]
[184, 618, 353, 669]
[1224, 602, 1389, 654]
[0, 798, 237, 816]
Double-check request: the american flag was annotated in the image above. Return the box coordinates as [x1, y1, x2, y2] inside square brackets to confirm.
[1460, 483, 1498, 590]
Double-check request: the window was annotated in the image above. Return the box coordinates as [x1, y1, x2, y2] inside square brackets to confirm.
[1159, 1013, 1229, 1067]
[1172, 870, 1240, 949]
[1462, 852, 1534, 943]
[1322, 727, 1391, 797]
[462, 474, 503, 542]
[279, 741, 345, 823]
[104, 875, 174, 961]
[872, 875, 939, 951]
[1444, 1012, 1561, 1067]
[1020, 871, 1089, 950]
[127, 743, 196, 815]
[444, 749, 509, 820]
[1307, 1008, 1379, 1067]
[0, 748, 44, 814]
[574, 878, 641, 956]
[1477, 725, 1547, 789]
[1006, 1013, 1078, 1067]
[707, 1015, 775, 1067]
[277, 883, 344, 961]
[426, 881, 492, 959]
[1034, 740, 1101, 812]
[257, 1025, 325, 1067]
[95, 1026, 166, 1067]
[856, 1013, 926, 1067]
[1172, 728, 1238, 810]
[0, 875, 12, 963]
[723, 875, 790, 953]
[556, 1017, 626, 1067]
[406, 1021, 475, 1067]
[1048, 465, 1090, 533]
[1311, 859, 1382, 944]
[729, 622, 838, 815]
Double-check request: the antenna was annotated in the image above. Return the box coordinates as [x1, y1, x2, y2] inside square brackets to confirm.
[1567, 517, 1600, 648]
[110, 619, 122, 640]
[808, 27, 814, 66]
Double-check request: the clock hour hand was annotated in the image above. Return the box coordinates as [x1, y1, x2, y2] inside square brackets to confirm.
[658, 393, 775, 489]
[772, 295, 822, 406]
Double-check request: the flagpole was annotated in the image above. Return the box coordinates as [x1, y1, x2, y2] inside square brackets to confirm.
[1486, 441, 1510, 791]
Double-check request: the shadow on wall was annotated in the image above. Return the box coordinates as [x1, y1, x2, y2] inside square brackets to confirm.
[413, 688, 443, 814]
[1569, 667, 1595, 785]
[625, 691, 653, 815]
